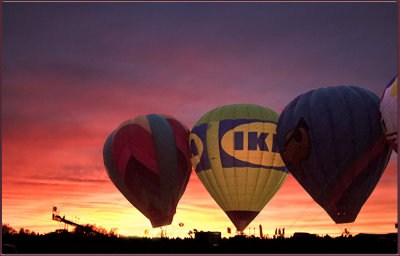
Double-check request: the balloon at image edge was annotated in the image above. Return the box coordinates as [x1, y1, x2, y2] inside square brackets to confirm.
[190, 104, 289, 232]
[276, 86, 393, 224]
[103, 114, 192, 228]
[380, 75, 398, 153]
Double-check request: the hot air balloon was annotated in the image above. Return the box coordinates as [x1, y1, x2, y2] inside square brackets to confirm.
[103, 114, 192, 228]
[190, 104, 289, 231]
[276, 86, 392, 224]
[380, 75, 398, 153]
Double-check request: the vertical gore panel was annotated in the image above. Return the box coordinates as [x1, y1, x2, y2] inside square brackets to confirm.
[147, 114, 179, 211]
[163, 116, 192, 200]
[207, 119, 231, 209]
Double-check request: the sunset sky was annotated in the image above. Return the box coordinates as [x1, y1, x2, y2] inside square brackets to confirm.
[2, 2, 398, 238]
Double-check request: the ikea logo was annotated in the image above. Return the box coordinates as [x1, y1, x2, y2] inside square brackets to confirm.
[221, 122, 278, 151]
[232, 131, 277, 152]
[220, 122, 282, 166]
[190, 120, 285, 171]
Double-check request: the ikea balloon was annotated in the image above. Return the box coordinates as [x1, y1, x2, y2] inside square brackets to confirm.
[190, 104, 289, 231]
[276, 86, 392, 224]
[103, 114, 192, 228]
[380, 75, 398, 153]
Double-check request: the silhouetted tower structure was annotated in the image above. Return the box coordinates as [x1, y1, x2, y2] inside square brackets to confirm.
[259, 225, 263, 238]
[342, 228, 351, 238]
[274, 227, 285, 239]
[160, 227, 167, 238]
[51, 206, 102, 235]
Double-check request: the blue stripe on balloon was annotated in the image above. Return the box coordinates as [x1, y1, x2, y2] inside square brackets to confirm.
[147, 114, 178, 209]
[103, 130, 119, 185]
[386, 75, 398, 88]
[190, 123, 211, 173]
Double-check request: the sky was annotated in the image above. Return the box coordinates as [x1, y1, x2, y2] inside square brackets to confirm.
[1, 2, 398, 238]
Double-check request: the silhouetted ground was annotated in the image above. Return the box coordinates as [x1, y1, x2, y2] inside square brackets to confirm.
[2, 232, 398, 254]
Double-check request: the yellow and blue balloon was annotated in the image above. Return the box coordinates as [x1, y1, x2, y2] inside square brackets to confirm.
[190, 104, 288, 231]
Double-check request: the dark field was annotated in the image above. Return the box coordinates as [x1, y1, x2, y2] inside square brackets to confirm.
[2, 231, 398, 254]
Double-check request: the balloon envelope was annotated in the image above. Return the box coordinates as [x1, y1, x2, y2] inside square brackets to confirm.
[277, 86, 392, 224]
[103, 114, 192, 228]
[380, 75, 398, 153]
[190, 104, 288, 231]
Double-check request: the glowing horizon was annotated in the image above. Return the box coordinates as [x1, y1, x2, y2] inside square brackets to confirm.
[2, 159, 397, 238]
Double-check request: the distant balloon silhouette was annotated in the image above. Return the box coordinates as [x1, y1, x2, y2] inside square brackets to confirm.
[277, 86, 392, 224]
[103, 114, 192, 228]
[190, 104, 288, 231]
[380, 75, 398, 153]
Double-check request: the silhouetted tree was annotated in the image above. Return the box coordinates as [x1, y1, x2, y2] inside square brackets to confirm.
[73, 225, 95, 236]
[2, 223, 17, 235]
[19, 228, 31, 235]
